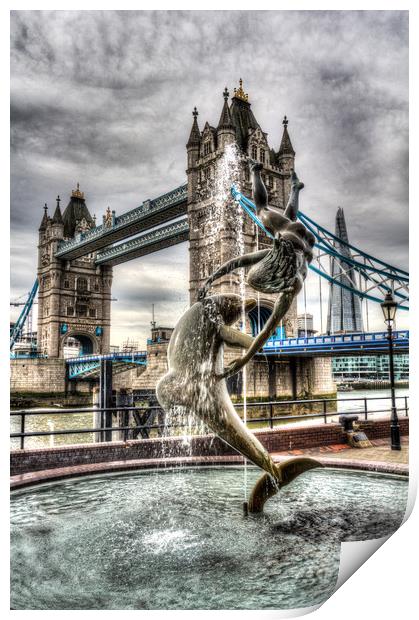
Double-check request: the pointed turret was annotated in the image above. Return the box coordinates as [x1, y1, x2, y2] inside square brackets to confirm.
[217, 87, 236, 150]
[278, 116, 295, 156]
[277, 116, 295, 173]
[217, 88, 234, 130]
[186, 107, 201, 148]
[39, 203, 49, 231]
[187, 107, 201, 173]
[52, 195, 63, 225]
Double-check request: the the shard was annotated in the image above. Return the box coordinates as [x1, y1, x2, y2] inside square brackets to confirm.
[326, 207, 364, 333]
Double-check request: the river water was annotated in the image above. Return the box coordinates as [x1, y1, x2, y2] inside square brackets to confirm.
[10, 387, 409, 451]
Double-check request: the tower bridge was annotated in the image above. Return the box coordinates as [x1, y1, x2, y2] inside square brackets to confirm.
[10, 79, 409, 401]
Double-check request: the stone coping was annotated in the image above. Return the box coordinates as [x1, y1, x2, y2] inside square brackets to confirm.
[10, 449, 408, 490]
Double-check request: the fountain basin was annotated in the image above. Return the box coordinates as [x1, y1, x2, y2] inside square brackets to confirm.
[11, 466, 408, 610]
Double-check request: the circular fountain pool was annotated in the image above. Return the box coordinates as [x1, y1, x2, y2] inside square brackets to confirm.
[11, 466, 407, 610]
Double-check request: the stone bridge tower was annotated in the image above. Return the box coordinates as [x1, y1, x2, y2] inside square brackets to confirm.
[186, 81, 334, 399]
[37, 185, 112, 358]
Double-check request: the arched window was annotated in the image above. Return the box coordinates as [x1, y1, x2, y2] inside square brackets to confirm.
[76, 278, 88, 292]
[203, 141, 211, 156]
[260, 149, 266, 164]
[251, 145, 257, 160]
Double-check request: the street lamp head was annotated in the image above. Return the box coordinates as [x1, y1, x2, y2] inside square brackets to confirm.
[381, 291, 397, 326]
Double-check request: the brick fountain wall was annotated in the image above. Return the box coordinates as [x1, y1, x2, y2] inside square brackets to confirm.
[11, 417, 409, 476]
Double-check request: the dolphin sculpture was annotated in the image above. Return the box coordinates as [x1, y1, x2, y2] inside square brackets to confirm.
[156, 294, 322, 497]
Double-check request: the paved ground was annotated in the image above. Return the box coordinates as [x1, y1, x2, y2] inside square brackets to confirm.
[281, 437, 409, 464]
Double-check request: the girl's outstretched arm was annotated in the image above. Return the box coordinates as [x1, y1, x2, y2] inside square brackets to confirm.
[218, 289, 295, 379]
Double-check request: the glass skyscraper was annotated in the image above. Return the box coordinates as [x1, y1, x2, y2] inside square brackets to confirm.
[327, 207, 364, 333]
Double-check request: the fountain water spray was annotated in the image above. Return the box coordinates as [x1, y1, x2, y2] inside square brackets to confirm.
[207, 143, 250, 496]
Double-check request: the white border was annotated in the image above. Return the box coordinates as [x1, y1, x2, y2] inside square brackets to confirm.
[3, 2, 417, 619]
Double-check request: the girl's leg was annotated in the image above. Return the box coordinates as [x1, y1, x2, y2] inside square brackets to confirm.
[284, 171, 304, 221]
[250, 160, 268, 214]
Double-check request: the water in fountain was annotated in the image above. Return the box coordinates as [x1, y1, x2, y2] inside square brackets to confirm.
[10, 467, 408, 610]
[160, 144, 250, 476]
[207, 143, 249, 496]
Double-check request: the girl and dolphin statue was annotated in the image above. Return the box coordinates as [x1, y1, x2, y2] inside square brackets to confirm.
[156, 161, 322, 512]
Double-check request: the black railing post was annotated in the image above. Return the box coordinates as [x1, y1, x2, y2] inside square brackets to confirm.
[99, 360, 113, 442]
[387, 323, 401, 450]
[364, 398, 368, 421]
[323, 400, 327, 424]
[123, 409, 130, 442]
[20, 413, 25, 450]
[405, 396, 408, 417]
[269, 402, 273, 429]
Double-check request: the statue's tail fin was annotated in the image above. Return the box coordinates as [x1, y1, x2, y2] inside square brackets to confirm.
[247, 457, 323, 513]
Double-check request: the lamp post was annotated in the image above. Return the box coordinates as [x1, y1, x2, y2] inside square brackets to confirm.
[381, 291, 401, 450]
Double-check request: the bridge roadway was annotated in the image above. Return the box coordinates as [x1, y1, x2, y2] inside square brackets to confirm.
[67, 351, 147, 379]
[55, 185, 188, 261]
[95, 218, 189, 266]
[66, 330, 408, 379]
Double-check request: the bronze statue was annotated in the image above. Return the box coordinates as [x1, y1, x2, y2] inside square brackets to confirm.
[157, 162, 321, 512]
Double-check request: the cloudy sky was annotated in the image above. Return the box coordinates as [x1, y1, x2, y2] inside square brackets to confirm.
[10, 10, 409, 346]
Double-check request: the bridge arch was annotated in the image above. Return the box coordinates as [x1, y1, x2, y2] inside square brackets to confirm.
[248, 302, 286, 339]
[60, 331, 99, 358]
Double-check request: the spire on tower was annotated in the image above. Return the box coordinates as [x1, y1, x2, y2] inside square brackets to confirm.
[278, 115, 295, 156]
[52, 195, 63, 225]
[217, 87, 234, 131]
[39, 203, 49, 231]
[187, 107, 201, 148]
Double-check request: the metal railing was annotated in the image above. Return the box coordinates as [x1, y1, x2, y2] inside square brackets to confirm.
[10, 395, 409, 451]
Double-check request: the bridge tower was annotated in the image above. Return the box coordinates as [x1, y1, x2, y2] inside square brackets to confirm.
[37, 186, 112, 358]
[187, 80, 297, 331]
[186, 81, 334, 399]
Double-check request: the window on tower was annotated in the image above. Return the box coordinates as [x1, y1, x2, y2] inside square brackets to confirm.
[251, 145, 257, 160]
[260, 149, 266, 164]
[89, 308, 97, 318]
[77, 278, 88, 292]
[67, 307, 74, 316]
[203, 141, 211, 156]
[76, 304, 87, 317]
